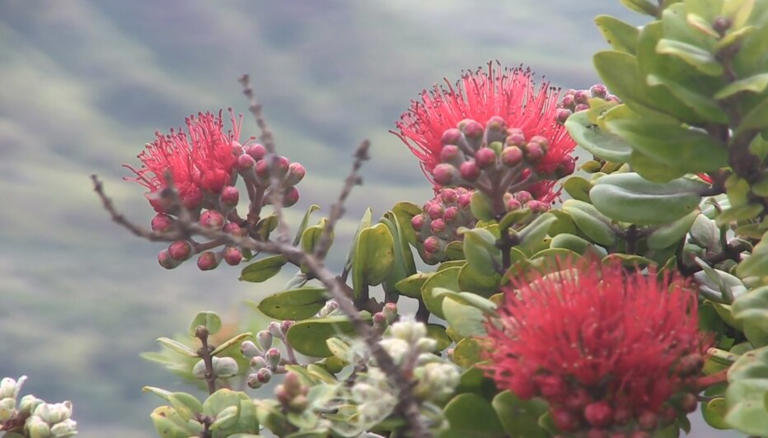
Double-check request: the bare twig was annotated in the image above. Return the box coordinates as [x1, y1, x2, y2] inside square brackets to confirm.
[314, 139, 370, 261]
[238, 74, 291, 243]
[194, 326, 218, 395]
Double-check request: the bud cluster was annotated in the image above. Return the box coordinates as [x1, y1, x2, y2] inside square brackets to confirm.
[372, 302, 399, 334]
[153, 143, 306, 271]
[410, 187, 476, 264]
[540, 354, 704, 437]
[275, 372, 309, 413]
[240, 320, 295, 389]
[555, 84, 620, 124]
[428, 116, 575, 220]
[0, 376, 77, 438]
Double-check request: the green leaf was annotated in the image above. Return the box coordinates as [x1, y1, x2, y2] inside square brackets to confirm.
[656, 38, 723, 76]
[421, 267, 461, 319]
[595, 15, 639, 54]
[240, 255, 288, 283]
[257, 287, 327, 320]
[722, 0, 756, 29]
[202, 389, 249, 417]
[517, 213, 557, 255]
[300, 218, 329, 255]
[189, 311, 222, 336]
[492, 391, 548, 438]
[715, 73, 768, 99]
[452, 337, 484, 369]
[563, 176, 593, 202]
[702, 397, 730, 429]
[647, 210, 700, 249]
[352, 222, 395, 297]
[458, 263, 502, 296]
[442, 297, 487, 338]
[150, 406, 202, 438]
[732, 286, 768, 347]
[456, 367, 497, 398]
[286, 315, 366, 357]
[212, 332, 253, 356]
[156, 337, 197, 357]
[602, 105, 728, 175]
[462, 228, 501, 276]
[395, 272, 433, 299]
[590, 172, 707, 225]
[381, 211, 417, 297]
[646, 74, 728, 123]
[737, 231, 768, 278]
[440, 394, 505, 438]
[725, 378, 768, 435]
[620, 0, 659, 15]
[470, 191, 496, 221]
[427, 324, 453, 351]
[737, 95, 768, 135]
[593, 51, 651, 114]
[292, 205, 320, 246]
[562, 200, 617, 246]
[564, 111, 633, 163]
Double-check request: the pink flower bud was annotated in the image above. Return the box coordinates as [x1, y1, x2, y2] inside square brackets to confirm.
[501, 146, 523, 166]
[459, 119, 484, 139]
[256, 367, 272, 383]
[224, 247, 242, 265]
[411, 214, 425, 230]
[283, 187, 300, 207]
[246, 144, 267, 160]
[168, 240, 193, 261]
[574, 90, 589, 104]
[427, 203, 444, 219]
[237, 154, 256, 170]
[524, 142, 545, 162]
[220, 186, 240, 207]
[536, 375, 565, 398]
[590, 84, 608, 98]
[475, 147, 497, 168]
[200, 210, 225, 230]
[551, 408, 579, 432]
[157, 250, 180, 269]
[440, 188, 458, 204]
[441, 128, 463, 146]
[556, 108, 572, 124]
[430, 218, 446, 233]
[584, 402, 613, 428]
[486, 115, 506, 131]
[516, 191, 533, 204]
[285, 162, 306, 185]
[423, 236, 441, 254]
[440, 144, 461, 162]
[281, 320, 294, 334]
[575, 103, 590, 112]
[637, 411, 657, 430]
[151, 214, 174, 232]
[231, 141, 244, 156]
[223, 222, 245, 236]
[561, 94, 575, 108]
[556, 158, 576, 178]
[431, 163, 455, 186]
[506, 128, 526, 146]
[266, 347, 281, 367]
[196, 251, 220, 271]
[506, 198, 522, 211]
[255, 159, 269, 178]
[459, 160, 480, 181]
[382, 302, 398, 323]
[276, 156, 290, 175]
[444, 206, 458, 222]
[257, 330, 273, 350]
[457, 192, 472, 208]
[680, 392, 697, 413]
[527, 200, 549, 212]
[373, 312, 387, 327]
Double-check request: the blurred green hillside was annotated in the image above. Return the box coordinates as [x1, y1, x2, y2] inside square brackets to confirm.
[0, 1, 738, 437]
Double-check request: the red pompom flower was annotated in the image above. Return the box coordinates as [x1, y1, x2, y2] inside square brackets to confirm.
[394, 62, 576, 201]
[485, 261, 708, 434]
[125, 110, 242, 211]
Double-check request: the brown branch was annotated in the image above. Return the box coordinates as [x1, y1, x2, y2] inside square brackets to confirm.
[314, 140, 370, 261]
[195, 326, 218, 395]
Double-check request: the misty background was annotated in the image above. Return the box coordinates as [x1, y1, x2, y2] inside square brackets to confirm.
[0, 1, 739, 437]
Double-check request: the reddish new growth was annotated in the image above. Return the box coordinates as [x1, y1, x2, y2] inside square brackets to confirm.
[485, 261, 708, 435]
[394, 63, 575, 206]
[125, 110, 241, 211]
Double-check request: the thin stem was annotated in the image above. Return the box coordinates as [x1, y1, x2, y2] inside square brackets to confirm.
[195, 327, 217, 395]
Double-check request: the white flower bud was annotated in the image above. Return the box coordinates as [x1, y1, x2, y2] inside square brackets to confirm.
[0, 376, 25, 399]
[240, 340, 260, 358]
[192, 359, 207, 379]
[378, 338, 410, 365]
[19, 394, 43, 415]
[256, 330, 273, 350]
[50, 418, 78, 437]
[389, 320, 427, 343]
[416, 337, 437, 353]
[26, 415, 51, 438]
[0, 397, 16, 422]
[212, 357, 239, 378]
[33, 402, 72, 424]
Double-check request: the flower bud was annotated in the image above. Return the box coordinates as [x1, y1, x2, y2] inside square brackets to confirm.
[257, 330, 273, 350]
[276, 156, 290, 175]
[440, 188, 458, 203]
[237, 153, 256, 170]
[151, 214, 174, 232]
[256, 368, 272, 384]
[423, 236, 442, 254]
[426, 203, 444, 220]
[459, 160, 480, 181]
[289, 394, 308, 412]
[637, 411, 657, 430]
[411, 214, 425, 231]
[713, 16, 731, 34]
[485, 116, 507, 143]
[26, 415, 51, 438]
[168, 240, 193, 261]
[0, 398, 15, 422]
[536, 375, 566, 398]
[0, 377, 20, 399]
[574, 90, 589, 104]
[590, 84, 607, 98]
[280, 320, 294, 334]
[34, 402, 72, 424]
[457, 192, 472, 208]
[223, 247, 242, 266]
[430, 218, 446, 233]
[266, 348, 281, 368]
[157, 250, 181, 269]
[382, 302, 398, 323]
[507, 128, 526, 146]
[506, 198, 522, 211]
[524, 142, 545, 162]
[220, 186, 239, 207]
[268, 321, 283, 338]
[432, 163, 456, 185]
[19, 395, 43, 416]
[440, 145, 461, 163]
[587, 429, 608, 438]
[443, 206, 458, 222]
[285, 162, 306, 186]
[223, 222, 245, 236]
[50, 418, 78, 437]
[584, 402, 612, 427]
[575, 103, 590, 112]
[231, 141, 244, 156]
[196, 251, 220, 271]
[373, 312, 387, 330]
[441, 128, 462, 145]
[283, 372, 304, 395]
[247, 374, 262, 389]
[501, 146, 523, 166]
[390, 319, 427, 343]
[556, 108, 572, 124]
[212, 357, 239, 378]
[283, 187, 300, 207]
[240, 340, 260, 358]
[250, 356, 267, 369]
[555, 157, 576, 178]
[551, 408, 579, 432]
[475, 147, 497, 168]
[200, 210, 225, 230]
[192, 360, 207, 378]
[680, 392, 698, 413]
[516, 191, 533, 204]
[255, 159, 269, 178]
[561, 94, 575, 108]
[246, 144, 266, 161]
[416, 337, 437, 353]
[459, 119, 484, 141]
[527, 200, 549, 213]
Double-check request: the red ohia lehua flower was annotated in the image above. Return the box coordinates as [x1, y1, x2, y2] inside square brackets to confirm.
[124, 109, 241, 211]
[394, 62, 576, 209]
[484, 260, 709, 436]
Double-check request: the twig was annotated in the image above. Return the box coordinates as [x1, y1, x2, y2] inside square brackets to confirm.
[314, 140, 370, 261]
[195, 326, 218, 395]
